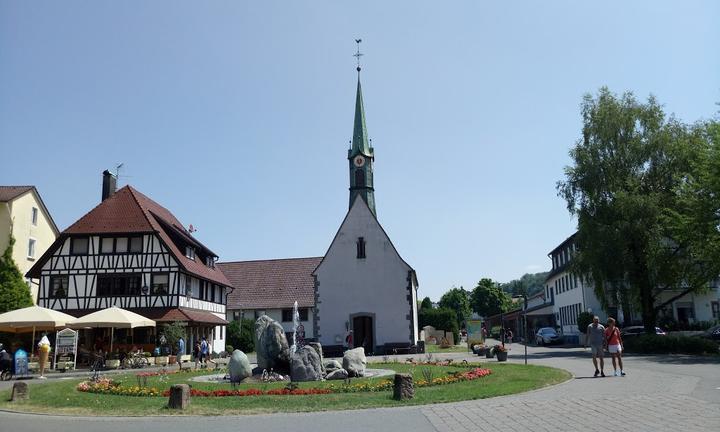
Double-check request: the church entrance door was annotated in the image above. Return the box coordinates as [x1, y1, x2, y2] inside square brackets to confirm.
[352, 315, 374, 355]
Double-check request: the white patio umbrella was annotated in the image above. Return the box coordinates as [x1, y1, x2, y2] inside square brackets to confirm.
[67, 306, 155, 353]
[0, 306, 76, 354]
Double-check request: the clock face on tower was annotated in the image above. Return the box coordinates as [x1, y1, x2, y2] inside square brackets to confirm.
[353, 156, 365, 167]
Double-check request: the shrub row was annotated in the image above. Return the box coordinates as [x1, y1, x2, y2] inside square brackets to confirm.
[623, 335, 719, 355]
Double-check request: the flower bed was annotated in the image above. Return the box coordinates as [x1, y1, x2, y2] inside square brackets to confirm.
[77, 378, 161, 397]
[77, 365, 492, 398]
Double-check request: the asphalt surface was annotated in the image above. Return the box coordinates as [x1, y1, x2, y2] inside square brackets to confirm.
[2, 342, 719, 432]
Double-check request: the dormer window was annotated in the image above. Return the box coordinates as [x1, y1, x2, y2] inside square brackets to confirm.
[356, 237, 366, 259]
[185, 246, 195, 260]
[206, 256, 215, 268]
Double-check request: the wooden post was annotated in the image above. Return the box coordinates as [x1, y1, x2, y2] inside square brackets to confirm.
[393, 373, 414, 401]
[167, 384, 190, 410]
[11, 382, 29, 401]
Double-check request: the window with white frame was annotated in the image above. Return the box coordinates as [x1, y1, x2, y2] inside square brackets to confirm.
[31, 207, 38, 225]
[27, 238, 36, 258]
[185, 246, 195, 260]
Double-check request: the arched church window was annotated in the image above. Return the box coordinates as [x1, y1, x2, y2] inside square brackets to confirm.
[355, 168, 365, 187]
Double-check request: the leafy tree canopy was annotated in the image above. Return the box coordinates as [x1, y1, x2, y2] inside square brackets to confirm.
[420, 296, 433, 310]
[470, 278, 511, 317]
[557, 87, 719, 333]
[501, 272, 549, 297]
[0, 234, 34, 313]
[438, 286, 471, 327]
[226, 319, 255, 353]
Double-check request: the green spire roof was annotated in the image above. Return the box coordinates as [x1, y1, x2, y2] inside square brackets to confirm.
[350, 78, 373, 158]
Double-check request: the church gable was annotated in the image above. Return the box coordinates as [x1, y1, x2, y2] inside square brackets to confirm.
[313, 196, 412, 277]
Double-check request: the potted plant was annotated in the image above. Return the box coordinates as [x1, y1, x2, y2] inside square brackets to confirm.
[143, 352, 155, 365]
[485, 345, 495, 358]
[494, 344, 509, 361]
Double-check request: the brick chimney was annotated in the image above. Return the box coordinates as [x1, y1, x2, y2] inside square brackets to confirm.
[101, 170, 117, 201]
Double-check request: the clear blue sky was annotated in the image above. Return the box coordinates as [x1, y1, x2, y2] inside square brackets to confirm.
[2, 1, 719, 301]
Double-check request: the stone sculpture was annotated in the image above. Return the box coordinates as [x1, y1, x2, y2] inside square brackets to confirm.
[325, 368, 349, 380]
[290, 345, 323, 382]
[228, 350, 252, 382]
[342, 347, 367, 377]
[255, 315, 291, 371]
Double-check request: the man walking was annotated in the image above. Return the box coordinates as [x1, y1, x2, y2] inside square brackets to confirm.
[586, 316, 606, 377]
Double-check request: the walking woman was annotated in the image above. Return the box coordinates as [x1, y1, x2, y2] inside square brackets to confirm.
[604, 318, 626, 376]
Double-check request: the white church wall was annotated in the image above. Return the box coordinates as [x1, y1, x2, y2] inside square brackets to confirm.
[315, 198, 416, 350]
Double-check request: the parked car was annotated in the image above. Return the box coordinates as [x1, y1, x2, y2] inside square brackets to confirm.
[620, 326, 666, 337]
[535, 327, 561, 345]
[702, 324, 720, 341]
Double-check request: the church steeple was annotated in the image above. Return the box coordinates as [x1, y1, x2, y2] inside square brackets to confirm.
[348, 39, 376, 216]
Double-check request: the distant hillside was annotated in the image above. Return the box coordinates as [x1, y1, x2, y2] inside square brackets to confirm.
[500, 272, 549, 297]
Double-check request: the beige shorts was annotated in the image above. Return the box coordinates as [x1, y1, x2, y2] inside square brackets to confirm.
[608, 344, 622, 354]
[590, 345, 604, 356]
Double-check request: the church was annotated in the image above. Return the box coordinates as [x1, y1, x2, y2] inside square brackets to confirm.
[220, 60, 419, 356]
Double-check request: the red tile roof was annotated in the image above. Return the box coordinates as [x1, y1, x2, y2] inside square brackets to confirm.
[28, 185, 230, 286]
[0, 186, 34, 202]
[218, 257, 322, 310]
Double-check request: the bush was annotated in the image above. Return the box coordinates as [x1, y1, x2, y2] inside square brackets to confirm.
[419, 308, 459, 344]
[160, 321, 186, 355]
[225, 344, 234, 354]
[227, 319, 255, 353]
[577, 312, 594, 333]
[623, 335, 719, 355]
[490, 326, 502, 339]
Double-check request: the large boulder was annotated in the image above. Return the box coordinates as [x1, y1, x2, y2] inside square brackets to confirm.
[290, 345, 323, 382]
[342, 347, 367, 377]
[255, 315, 290, 371]
[324, 359, 342, 372]
[307, 342, 325, 374]
[326, 368, 349, 380]
[228, 350, 252, 382]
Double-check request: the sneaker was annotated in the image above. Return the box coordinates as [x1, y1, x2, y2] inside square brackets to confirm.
[600, 372, 605, 377]
[594, 370, 599, 377]
[614, 370, 619, 376]
[621, 370, 626, 376]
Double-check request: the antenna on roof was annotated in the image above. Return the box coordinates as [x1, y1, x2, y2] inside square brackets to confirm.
[188, 224, 197, 233]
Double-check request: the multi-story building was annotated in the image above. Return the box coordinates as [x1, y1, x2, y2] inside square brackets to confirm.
[545, 232, 720, 338]
[27, 172, 231, 355]
[545, 233, 606, 342]
[0, 186, 59, 303]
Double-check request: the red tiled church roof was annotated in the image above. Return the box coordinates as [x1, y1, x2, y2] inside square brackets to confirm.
[218, 257, 322, 310]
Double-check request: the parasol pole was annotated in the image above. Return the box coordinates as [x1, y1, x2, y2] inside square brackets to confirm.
[32, 326, 36, 359]
[110, 327, 114, 354]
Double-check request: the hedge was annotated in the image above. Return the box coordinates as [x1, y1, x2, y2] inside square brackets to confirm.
[623, 335, 719, 355]
[419, 308, 459, 343]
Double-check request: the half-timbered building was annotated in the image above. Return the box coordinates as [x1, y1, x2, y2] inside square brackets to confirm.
[27, 172, 230, 355]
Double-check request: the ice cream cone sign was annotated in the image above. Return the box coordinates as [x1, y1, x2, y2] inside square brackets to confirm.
[38, 334, 51, 378]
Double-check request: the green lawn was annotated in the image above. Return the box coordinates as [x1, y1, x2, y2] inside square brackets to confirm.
[0, 362, 570, 416]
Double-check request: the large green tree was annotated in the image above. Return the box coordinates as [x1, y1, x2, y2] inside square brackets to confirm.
[0, 234, 34, 313]
[470, 278, 511, 317]
[420, 296, 433, 310]
[557, 88, 718, 333]
[501, 272, 548, 297]
[438, 286, 471, 328]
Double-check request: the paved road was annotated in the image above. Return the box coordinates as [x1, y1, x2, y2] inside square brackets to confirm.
[3, 343, 719, 432]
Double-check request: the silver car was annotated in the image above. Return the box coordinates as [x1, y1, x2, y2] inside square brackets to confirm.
[535, 327, 561, 345]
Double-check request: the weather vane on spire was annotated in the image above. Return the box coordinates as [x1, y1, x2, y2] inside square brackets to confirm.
[353, 38, 363, 73]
